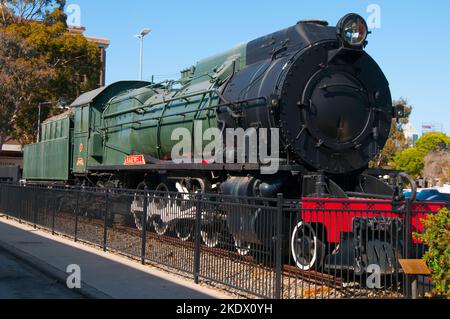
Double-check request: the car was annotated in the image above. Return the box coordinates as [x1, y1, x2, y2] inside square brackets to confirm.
[404, 189, 450, 202]
[416, 189, 441, 200]
[426, 193, 450, 202]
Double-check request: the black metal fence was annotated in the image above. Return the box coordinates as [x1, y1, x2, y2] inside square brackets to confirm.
[0, 183, 447, 299]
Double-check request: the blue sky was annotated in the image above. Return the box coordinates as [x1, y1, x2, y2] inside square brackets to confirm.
[68, 0, 450, 134]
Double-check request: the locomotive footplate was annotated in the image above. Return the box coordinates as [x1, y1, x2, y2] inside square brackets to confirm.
[324, 217, 403, 275]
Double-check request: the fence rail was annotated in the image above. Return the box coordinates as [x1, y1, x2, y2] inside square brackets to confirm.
[0, 183, 447, 299]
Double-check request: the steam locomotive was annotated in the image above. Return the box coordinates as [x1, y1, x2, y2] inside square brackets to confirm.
[23, 14, 415, 272]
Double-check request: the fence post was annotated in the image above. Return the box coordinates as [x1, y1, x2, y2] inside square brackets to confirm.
[103, 191, 109, 252]
[193, 194, 202, 284]
[141, 188, 148, 265]
[0, 184, 2, 214]
[6, 185, 11, 219]
[5, 185, 9, 219]
[51, 194, 56, 235]
[0, 184, 2, 216]
[18, 186, 22, 224]
[74, 190, 80, 242]
[275, 193, 283, 300]
[404, 197, 412, 299]
[33, 188, 38, 229]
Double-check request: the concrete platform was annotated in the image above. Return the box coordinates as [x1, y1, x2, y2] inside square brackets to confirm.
[0, 217, 230, 299]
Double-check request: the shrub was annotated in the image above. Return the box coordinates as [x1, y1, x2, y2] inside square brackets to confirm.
[414, 208, 450, 298]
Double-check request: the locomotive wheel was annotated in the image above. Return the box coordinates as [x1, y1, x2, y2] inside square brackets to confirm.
[176, 220, 193, 241]
[153, 218, 169, 236]
[201, 226, 221, 248]
[291, 222, 325, 271]
[131, 182, 149, 231]
[234, 238, 252, 256]
[184, 180, 222, 248]
[97, 180, 129, 226]
[152, 183, 171, 236]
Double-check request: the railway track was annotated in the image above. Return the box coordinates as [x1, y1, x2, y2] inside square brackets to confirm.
[282, 265, 343, 289]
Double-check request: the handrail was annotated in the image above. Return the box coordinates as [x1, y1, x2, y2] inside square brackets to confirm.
[100, 96, 267, 131]
[102, 96, 148, 116]
[103, 89, 220, 119]
[399, 172, 417, 202]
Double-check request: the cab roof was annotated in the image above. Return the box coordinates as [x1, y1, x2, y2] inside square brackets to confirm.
[70, 81, 151, 108]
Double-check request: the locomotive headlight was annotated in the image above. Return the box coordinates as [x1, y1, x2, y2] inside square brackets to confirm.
[337, 14, 368, 48]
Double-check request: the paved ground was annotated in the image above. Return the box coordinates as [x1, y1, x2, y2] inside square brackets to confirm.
[0, 217, 230, 299]
[0, 247, 84, 299]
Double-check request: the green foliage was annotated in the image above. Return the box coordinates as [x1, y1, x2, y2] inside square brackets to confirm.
[414, 208, 450, 299]
[0, 27, 54, 146]
[415, 132, 450, 154]
[370, 98, 412, 168]
[395, 132, 450, 177]
[0, 0, 66, 26]
[394, 148, 424, 177]
[0, 2, 100, 145]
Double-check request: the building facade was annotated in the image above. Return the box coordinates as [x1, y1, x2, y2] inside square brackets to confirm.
[0, 140, 23, 168]
[68, 26, 110, 87]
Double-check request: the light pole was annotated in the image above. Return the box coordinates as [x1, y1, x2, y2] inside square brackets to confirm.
[57, 98, 69, 110]
[134, 28, 151, 81]
[37, 101, 52, 143]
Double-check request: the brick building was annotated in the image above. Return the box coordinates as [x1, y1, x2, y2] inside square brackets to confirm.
[68, 26, 110, 86]
[0, 140, 23, 168]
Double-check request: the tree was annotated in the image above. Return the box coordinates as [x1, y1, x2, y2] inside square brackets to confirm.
[414, 208, 450, 299]
[0, 2, 100, 147]
[423, 150, 450, 185]
[394, 147, 424, 177]
[415, 132, 450, 154]
[0, 0, 66, 26]
[395, 132, 450, 179]
[8, 19, 101, 143]
[0, 28, 54, 147]
[370, 98, 412, 168]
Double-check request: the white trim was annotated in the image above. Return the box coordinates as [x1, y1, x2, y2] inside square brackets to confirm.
[1, 144, 22, 152]
[291, 221, 318, 271]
